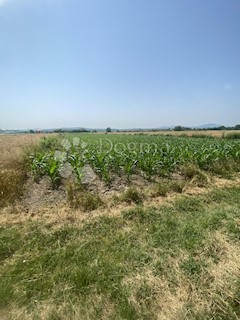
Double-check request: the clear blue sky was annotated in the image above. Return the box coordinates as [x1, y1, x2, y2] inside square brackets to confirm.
[0, 0, 239, 129]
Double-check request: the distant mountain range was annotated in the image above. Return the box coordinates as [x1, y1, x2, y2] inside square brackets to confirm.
[195, 123, 220, 129]
[1, 124, 238, 134]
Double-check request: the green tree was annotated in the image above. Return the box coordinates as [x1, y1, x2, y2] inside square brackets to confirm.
[173, 125, 183, 131]
[234, 124, 240, 130]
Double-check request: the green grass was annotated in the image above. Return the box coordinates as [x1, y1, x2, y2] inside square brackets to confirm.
[1, 185, 240, 319]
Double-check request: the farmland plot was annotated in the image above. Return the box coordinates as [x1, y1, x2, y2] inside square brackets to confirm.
[0, 133, 240, 320]
[28, 133, 240, 188]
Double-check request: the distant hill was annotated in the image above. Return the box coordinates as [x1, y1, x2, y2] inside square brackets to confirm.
[194, 124, 221, 129]
[1, 123, 239, 134]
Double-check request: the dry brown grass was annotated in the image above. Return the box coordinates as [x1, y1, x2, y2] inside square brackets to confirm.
[2, 297, 116, 320]
[122, 231, 240, 320]
[0, 133, 53, 169]
[0, 134, 54, 207]
[0, 169, 27, 207]
[111, 130, 240, 138]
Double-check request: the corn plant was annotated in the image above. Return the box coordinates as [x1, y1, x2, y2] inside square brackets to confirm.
[89, 152, 111, 185]
[138, 151, 159, 180]
[29, 153, 48, 182]
[28, 133, 240, 186]
[123, 155, 138, 182]
[67, 152, 85, 184]
[45, 153, 62, 188]
[29, 152, 62, 188]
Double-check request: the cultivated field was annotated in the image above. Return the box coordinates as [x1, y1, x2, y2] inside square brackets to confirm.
[26, 132, 240, 189]
[0, 132, 240, 320]
[113, 130, 240, 138]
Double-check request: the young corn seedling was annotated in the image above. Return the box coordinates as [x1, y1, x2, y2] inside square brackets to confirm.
[89, 153, 111, 186]
[63, 139, 89, 185]
[138, 152, 158, 181]
[45, 153, 62, 188]
[29, 153, 48, 182]
[157, 145, 178, 176]
[68, 152, 85, 185]
[123, 155, 138, 182]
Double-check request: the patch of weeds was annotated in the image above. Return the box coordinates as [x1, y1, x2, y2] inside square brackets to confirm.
[38, 136, 62, 152]
[116, 291, 138, 320]
[168, 180, 185, 193]
[153, 253, 176, 277]
[201, 278, 240, 320]
[200, 207, 227, 230]
[230, 279, 240, 317]
[23, 136, 61, 162]
[175, 196, 204, 213]
[121, 187, 143, 205]
[151, 215, 181, 249]
[211, 160, 239, 178]
[208, 282, 240, 320]
[181, 164, 211, 187]
[0, 227, 22, 261]
[153, 182, 169, 196]
[180, 256, 204, 279]
[226, 221, 240, 241]
[111, 194, 121, 204]
[81, 216, 123, 236]
[203, 239, 223, 264]
[68, 190, 104, 211]
[66, 183, 103, 211]
[181, 223, 204, 251]
[180, 164, 200, 179]
[0, 168, 27, 207]
[0, 278, 14, 308]
[152, 179, 185, 197]
[122, 206, 156, 223]
[190, 170, 211, 187]
[225, 132, 240, 139]
[136, 282, 154, 308]
[206, 186, 240, 205]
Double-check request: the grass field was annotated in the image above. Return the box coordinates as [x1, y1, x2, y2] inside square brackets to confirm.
[0, 132, 240, 319]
